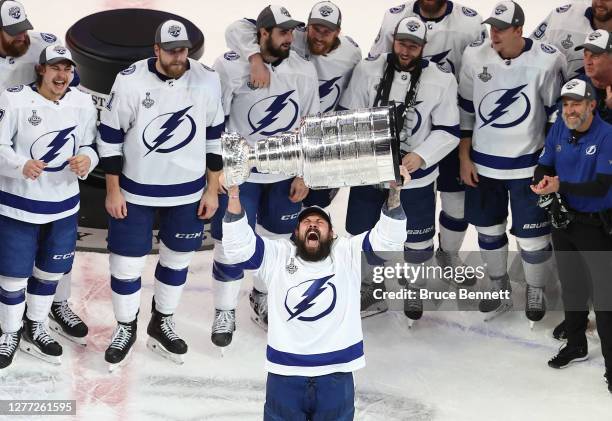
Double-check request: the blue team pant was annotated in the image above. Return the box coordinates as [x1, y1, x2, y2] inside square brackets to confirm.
[464, 176, 551, 238]
[107, 201, 204, 256]
[437, 146, 464, 193]
[0, 213, 78, 278]
[264, 372, 355, 421]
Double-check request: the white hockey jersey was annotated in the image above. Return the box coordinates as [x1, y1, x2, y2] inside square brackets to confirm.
[224, 18, 362, 113]
[369, 1, 486, 78]
[214, 50, 319, 183]
[0, 85, 98, 224]
[97, 58, 225, 206]
[339, 54, 460, 189]
[222, 208, 405, 376]
[530, 2, 597, 79]
[458, 38, 567, 180]
[0, 32, 59, 89]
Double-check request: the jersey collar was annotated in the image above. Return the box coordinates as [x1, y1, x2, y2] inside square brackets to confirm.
[147, 57, 191, 82]
[413, 0, 454, 23]
[584, 7, 597, 31]
[29, 83, 71, 101]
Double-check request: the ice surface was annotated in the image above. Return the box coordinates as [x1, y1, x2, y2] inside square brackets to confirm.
[3, 1, 612, 420]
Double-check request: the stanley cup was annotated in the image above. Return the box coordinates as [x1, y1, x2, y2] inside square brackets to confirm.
[221, 106, 401, 188]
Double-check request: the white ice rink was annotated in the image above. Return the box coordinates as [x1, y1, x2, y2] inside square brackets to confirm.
[2, 0, 612, 420]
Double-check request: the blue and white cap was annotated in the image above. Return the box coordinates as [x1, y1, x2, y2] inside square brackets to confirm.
[394, 17, 427, 45]
[483, 1, 525, 29]
[0, 0, 33, 36]
[575, 30, 612, 54]
[155, 19, 192, 50]
[39, 44, 76, 66]
[560, 79, 596, 101]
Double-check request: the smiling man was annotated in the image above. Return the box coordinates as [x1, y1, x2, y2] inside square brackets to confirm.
[220, 167, 408, 420]
[0, 45, 98, 368]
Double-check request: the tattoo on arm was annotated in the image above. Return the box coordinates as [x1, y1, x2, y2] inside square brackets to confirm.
[387, 188, 401, 210]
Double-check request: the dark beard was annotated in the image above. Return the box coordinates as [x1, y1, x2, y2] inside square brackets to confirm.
[265, 37, 290, 60]
[1, 34, 30, 57]
[594, 8, 612, 23]
[419, 0, 446, 16]
[296, 235, 333, 262]
[159, 60, 187, 79]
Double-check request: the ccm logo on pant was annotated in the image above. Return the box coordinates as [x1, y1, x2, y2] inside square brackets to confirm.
[52, 252, 75, 260]
[280, 213, 300, 221]
[175, 232, 203, 239]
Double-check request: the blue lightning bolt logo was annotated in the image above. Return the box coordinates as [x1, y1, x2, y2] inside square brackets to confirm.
[318, 76, 342, 112]
[248, 91, 298, 136]
[478, 85, 531, 129]
[142, 106, 196, 156]
[31, 126, 76, 172]
[285, 275, 337, 322]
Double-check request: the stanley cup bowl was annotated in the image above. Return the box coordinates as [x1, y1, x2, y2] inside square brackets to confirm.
[221, 106, 401, 188]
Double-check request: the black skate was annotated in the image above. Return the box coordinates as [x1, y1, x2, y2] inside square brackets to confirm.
[249, 289, 268, 331]
[211, 309, 236, 355]
[49, 301, 88, 346]
[552, 320, 567, 341]
[360, 282, 388, 319]
[525, 285, 546, 329]
[404, 287, 423, 328]
[0, 328, 22, 369]
[548, 344, 588, 369]
[435, 248, 477, 287]
[20, 317, 62, 365]
[105, 319, 137, 372]
[479, 274, 513, 321]
[146, 301, 187, 365]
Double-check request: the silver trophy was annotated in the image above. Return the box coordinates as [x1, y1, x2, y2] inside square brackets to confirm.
[221, 107, 401, 188]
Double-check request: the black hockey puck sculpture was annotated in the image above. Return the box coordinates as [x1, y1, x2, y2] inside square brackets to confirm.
[66, 9, 211, 251]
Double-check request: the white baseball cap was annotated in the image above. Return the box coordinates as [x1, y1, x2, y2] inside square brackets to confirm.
[256, 5, 304, 30]
[308, 1, 342, 31]
[0, 0, 33, 36]
[394, 17, 427, 45]
[560, 79, 596, 101]
[155, 20, 192, 50]
[39, 44, 76, 66]
[483, 1, 525, 30]
[575, 30, 612, 54]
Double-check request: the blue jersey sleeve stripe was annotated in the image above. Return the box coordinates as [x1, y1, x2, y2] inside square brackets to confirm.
[431, 124, 460, 138]
[267, 341, 364, 367]
[98, 123, 125, 144]
[206, 122, 225, 140]
[458, 95, 475, 113]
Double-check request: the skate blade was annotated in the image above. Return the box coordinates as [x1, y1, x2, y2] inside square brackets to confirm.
[529, 321, 535, 330]
[146, 337, 185, 365]
[108, 347, 133, 373]
[552, 356, 589, 369]
[483, 302, 513, 322]
[360, 303, 388, 319]
[407, 319, 415, 329]
[250, 314, 268, 332]
[19, 340, 61, 365]
[48, 319, 87, 346]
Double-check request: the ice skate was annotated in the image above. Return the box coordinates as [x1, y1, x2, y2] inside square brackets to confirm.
[146, 302, 187, 365]
[479, 275, 513, 322]
[211, 309, 236, 355]
[249, 289, 268, 331]
[49, 301, 88, 346]
[525, 285, 546, 329]
[105, 320, 137, 372]
[0, 329, 22, 369]
[20, 317, 62, 365]
[360, 282, 388, 319]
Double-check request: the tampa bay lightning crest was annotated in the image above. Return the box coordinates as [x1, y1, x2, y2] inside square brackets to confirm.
[478, 85, 531, 129]
[424, 50, 456, 75]
[40, 33, 57, 43]
[142, 106, 196, 156]
[30, 126, 77, 172]
[284, 275, 337, 322]
[248, 91, 299, 136]
[319, 76, 343, 113]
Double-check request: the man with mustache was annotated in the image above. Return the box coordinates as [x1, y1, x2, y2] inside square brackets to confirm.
[220, 166, 408, 419]
[0, 45, 98, 368]
[531, 0, 612, 79]
[211, 5, 319, 347]
[0, 0, 88, 347]
[532, 79, 612, 394]
[339, 17, 460, 325]
[97, 20, 225, 370]
[222, 1, 361, 330]
[459, 1, 567, 325]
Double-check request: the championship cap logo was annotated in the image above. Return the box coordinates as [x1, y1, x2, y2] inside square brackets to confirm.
[168, 25, 181, 37]
[406, 21, 420, 32]
[495, 5, 507, 15]
[280, 7, 291, 17]
[53, 45, 67, 55]
[319, 5, 333, 16]
[8, 6, 21, 19]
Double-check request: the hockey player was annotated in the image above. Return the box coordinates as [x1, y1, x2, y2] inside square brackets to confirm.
[369, 0, 488, 290]
[531, 0, 612, 79]
[0, 45, 98, 368]
[339, 17, 460, 324]
[97, 20, 225, 370]
[458, 1, 567, 324]
[222, 1, 361, 329]
[220, 165, 408, 420]
[0, 0, 88, 346]
[210, 5, 319, 347]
